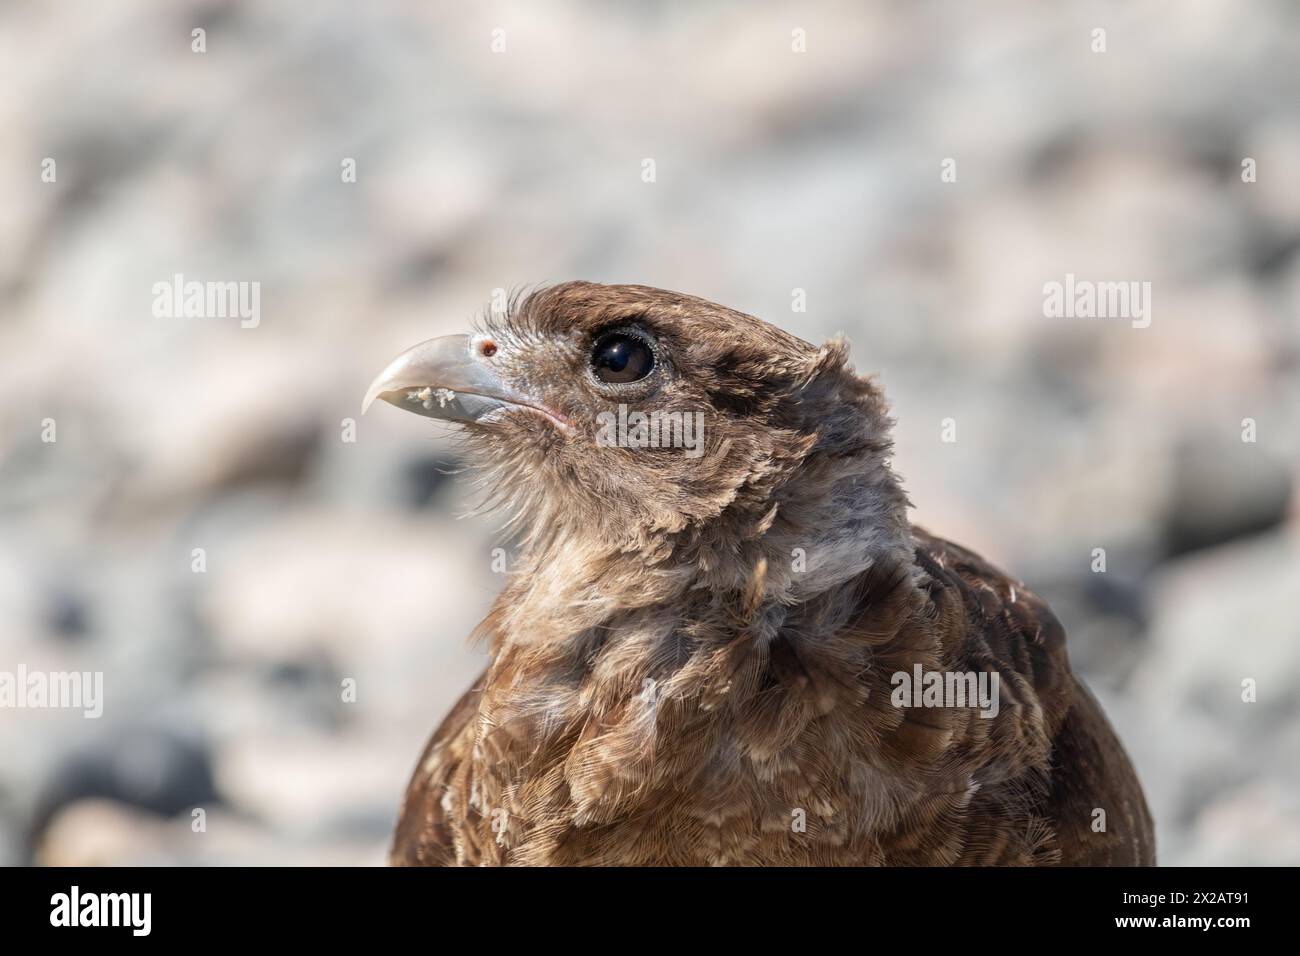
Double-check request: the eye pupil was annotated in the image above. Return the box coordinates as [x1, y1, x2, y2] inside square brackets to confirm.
[592, 333, 654, 384]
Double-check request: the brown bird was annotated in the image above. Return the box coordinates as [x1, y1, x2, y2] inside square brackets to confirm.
[365, 282, 1155, 866]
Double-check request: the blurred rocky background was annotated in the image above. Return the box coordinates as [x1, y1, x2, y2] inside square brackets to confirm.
[1, 0, 1298, 866]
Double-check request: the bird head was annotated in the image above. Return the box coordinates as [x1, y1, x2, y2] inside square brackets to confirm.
[364, 282, 909, 594]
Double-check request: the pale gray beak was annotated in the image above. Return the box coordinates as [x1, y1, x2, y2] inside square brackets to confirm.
[362, 334, 512, 423]
[363, 334, 571, 432]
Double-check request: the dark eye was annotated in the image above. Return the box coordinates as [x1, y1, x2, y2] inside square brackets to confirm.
[591, 332, 655, 384]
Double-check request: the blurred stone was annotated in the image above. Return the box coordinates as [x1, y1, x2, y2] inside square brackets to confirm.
[1138, 529, 1300, 723]
[32, 728, 220, 844]
[43, 587, 91, 643]
[35, 799, 173, 867]
[214, 731, 404, 834]
[34, 798, 381, 866]
[261, 649, 347, 732]
[1129, 528, 1300, 863]
[1190, 782, 1300, 867]
[197, 506, 491, 727]
[1036, 571, 1149, 688]
[1162, 433, 1293, 558]
[0, 800, 20, 867]
[402, 453, 462, 510]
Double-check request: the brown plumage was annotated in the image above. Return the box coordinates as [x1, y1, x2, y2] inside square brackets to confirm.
[367, 282, 1155, 866]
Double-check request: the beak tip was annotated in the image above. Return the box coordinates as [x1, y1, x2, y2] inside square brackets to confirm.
[361, 378, 391, 416]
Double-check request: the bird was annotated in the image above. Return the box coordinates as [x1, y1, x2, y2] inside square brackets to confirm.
[364, 281, 1155, 866]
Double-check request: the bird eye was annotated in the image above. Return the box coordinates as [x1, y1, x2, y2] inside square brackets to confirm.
[591, 332, 655, 384]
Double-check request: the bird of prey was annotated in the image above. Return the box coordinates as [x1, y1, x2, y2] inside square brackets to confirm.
[365, 282, 1155, 866]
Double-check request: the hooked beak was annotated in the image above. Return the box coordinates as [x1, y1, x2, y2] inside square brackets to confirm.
[363, 334, 572, 432]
